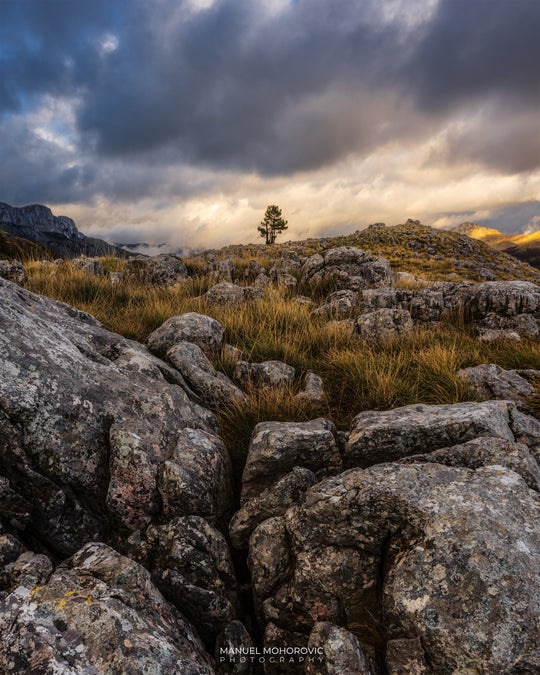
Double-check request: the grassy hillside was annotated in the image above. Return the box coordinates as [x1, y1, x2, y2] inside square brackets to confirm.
[0, 229, 54, 262]
[213, 220, 540, 283]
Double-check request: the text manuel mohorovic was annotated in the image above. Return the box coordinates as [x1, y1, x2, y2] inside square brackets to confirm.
[219, 646, 325, 666]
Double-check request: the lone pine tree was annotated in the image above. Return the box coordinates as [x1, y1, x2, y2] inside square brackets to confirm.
[258, 205, 288, 245]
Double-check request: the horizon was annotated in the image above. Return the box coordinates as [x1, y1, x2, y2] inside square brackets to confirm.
[1, 0, 539, 248]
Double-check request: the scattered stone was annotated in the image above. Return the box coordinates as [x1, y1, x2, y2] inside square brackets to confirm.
[355, 308, 414, 339]
[457, 364, 536, 410]
[478, 328, 521, 342]
[302, 247, 393, 291]
[72, 256, 104, 276]
[294, 370, 326, 403]
[312, 289, 359, 318]
[148, 312, 225, 357]
[109, 271, 123, 283]
[277, 272, 298, 289]
[167, 341, 248, 409]
[0, 260, 25, 284]
[293, 295, 316, 308]
[126, 253, 189, 286]
[222, 344, 249, 363]
[234, 360, 295, 389]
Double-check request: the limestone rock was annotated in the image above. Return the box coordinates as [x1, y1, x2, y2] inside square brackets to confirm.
[312, 289, 359, 318]
[305, 622, 376, 675]
[241, 419, 342, 502]
[72, 256, 104, 276]
[0, 260, 25, 284]
[203, 282, 245, 305]
[399, 436, 540, 491]
[167, 341, 248, 409]
[251, 463, 540, 673]
[0, 542, 215, 674]
[157, 427, 233, 525]
[109, 271, 123, 284]
[207, 259, 235, 282]
[126, 253, 189, 286]
[215, 621, 254, 674]
[355, 308, 414, 339]
[277, 272, 298, 289]
[302, 247, 393, 291]
[0, 278, 217, 553]
[149, 516, 238, 645]
[294, 370, 326, 403]
[229, 467, 317, 549]
[234, 360, 296, 389]
[457, 363, 536, 410]
[345, 400, 517, 468]
[148, 312, 225, 357]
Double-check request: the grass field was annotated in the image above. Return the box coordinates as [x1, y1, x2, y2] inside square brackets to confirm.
[22, 259, 540, 472]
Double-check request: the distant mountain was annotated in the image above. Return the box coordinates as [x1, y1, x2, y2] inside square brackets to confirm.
[0, 202, 131, 259]
[451, 222, 540, 269]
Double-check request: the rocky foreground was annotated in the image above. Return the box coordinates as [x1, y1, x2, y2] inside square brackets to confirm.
[1, 245, 540, 674]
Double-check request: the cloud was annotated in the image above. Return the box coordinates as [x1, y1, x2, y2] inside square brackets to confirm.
[0, 0, 539, 244]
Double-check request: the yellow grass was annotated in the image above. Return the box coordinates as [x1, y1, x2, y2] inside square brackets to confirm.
[22, 259, 540, 463]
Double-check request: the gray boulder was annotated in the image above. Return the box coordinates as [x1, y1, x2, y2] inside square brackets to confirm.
[355, 308, 414, 339]
[345, 400, 519, 468]
[0, 260, 25, 284]
[294, 370, 326, 403]
[167, 341, 248, 409]
[0, 542, 215, 674]
[241, 419, 342, 502]
[457, 364, 536, 410]
[250, 463, 540, 673]
[234, 360, 296, 389]
[215, 621, 254, 674]
[149, 516, 239, 645]
[399, 436, 540, 492]
[72, 256, 104, 276]
[312, 289, 359, 318]
[126, 253, 189, 285]
[305, 622, 376, 675]
[0, 278, 216, 552]
[229, 467, 317, 548]
[302, 247, 393, 291]
[157, 427, 233, 525]
[148, 312, 225, 357]
[207, 258, 235, 282]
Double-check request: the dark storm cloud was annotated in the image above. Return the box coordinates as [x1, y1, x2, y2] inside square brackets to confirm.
[406, 0, 540, 111]
[1, 0, 539, 206]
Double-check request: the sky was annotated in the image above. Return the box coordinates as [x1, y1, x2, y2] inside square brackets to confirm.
[0, 0, 539, 248]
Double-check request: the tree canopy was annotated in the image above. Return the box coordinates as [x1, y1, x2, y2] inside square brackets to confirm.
[258, 205, 288, 245]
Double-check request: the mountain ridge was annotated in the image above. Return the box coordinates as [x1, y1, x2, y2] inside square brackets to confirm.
[0, 202, 132, 258]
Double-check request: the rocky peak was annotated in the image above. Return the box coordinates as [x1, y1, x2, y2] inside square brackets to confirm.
[0, 202, 83, 240]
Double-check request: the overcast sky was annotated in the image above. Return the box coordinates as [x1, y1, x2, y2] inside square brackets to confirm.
[1, 0, 539, 247]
